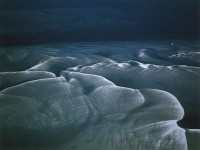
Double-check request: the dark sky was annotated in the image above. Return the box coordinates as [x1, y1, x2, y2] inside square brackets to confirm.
[0, 0, 199, 46]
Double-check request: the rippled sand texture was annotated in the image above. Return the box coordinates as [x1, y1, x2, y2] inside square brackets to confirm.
[0, 41, 199, 149]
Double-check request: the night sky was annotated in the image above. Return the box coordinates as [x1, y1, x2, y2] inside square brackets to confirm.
[0, 0, 199, 46]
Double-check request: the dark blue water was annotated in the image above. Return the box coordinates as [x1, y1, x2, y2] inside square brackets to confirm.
[0, 0, 199, 46]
